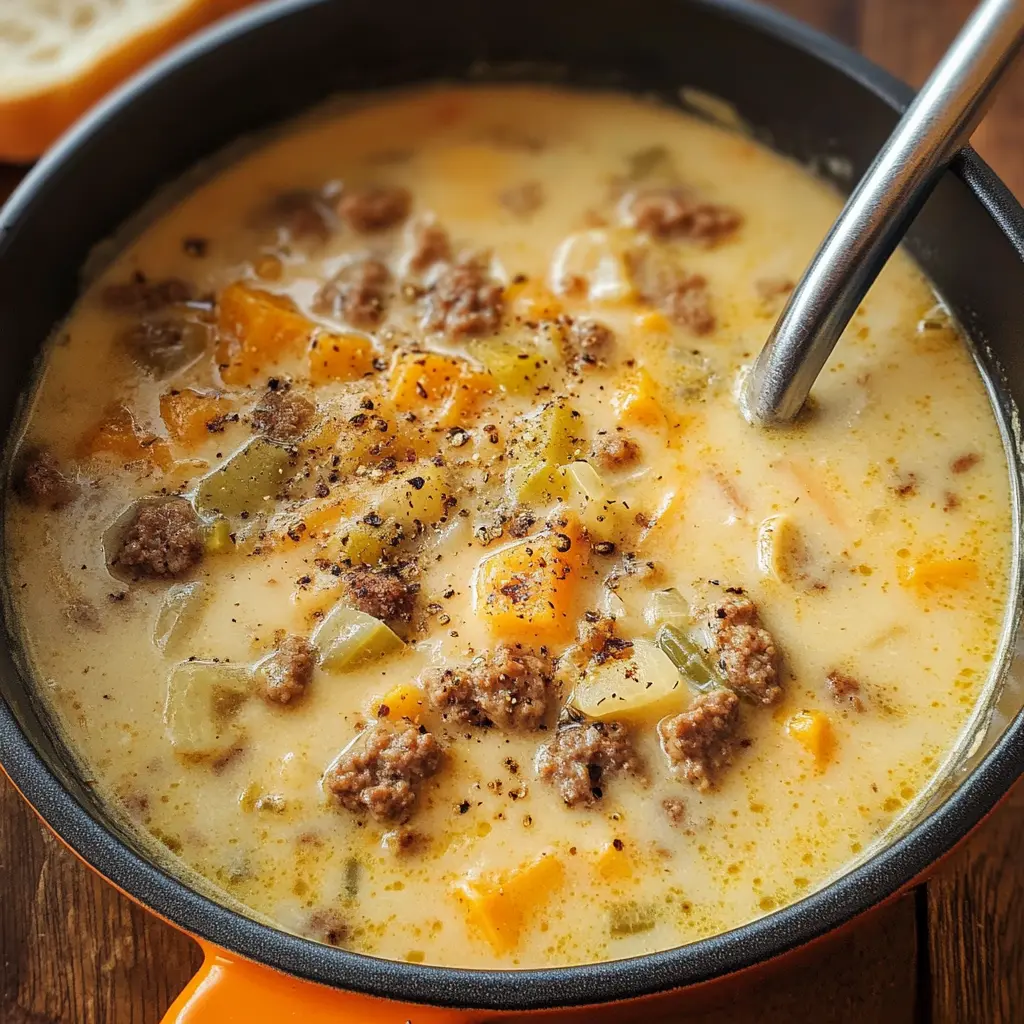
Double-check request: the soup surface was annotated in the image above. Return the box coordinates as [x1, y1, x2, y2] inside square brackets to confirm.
[5, 86, 1013, 969]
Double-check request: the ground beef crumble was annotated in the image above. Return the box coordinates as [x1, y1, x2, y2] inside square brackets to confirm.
[423, 258, 504, 337]
[324, 722, 442, 823]
[101, 276, 193, 313]
[406, 221, 452, 272]
[112, 499, 203, 579]
[15, 447, 77, 509]
[628, 187, 742, 246]
[260, 190, 334, 241]
[338, 563, 418, 624]
[706, 592, 782, 705]
[424, 643, 554, 730]
[337, 185, 411, 233]
[826, 670, 864, 712]
[251, 387, 316, 442]
[537, 720, 642, 807]
[627, 249, 715, 335]
[659, 688, 740, 791]
[569, 318, 615, 366]
[591, 434, 641, 472]
[263, 635, 317, 704]
[662, 796, 687, 827]
[314, 258, 391, 328]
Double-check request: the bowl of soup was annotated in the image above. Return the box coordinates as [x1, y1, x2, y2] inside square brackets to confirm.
[2, 0, 1023, 1019]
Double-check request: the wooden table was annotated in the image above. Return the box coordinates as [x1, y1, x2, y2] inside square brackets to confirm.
[2, 1, 1024, 1020]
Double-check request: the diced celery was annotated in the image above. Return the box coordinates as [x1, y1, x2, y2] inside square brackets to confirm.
[203, 516, 234, 554]
[163, 661, 253, 761]
[195, 438, 293, 519]
[506, 401, 581, 504]
[312, 604, 404, 672]
[153, 582, 207, 655]
[334, 516, 404, 564]
[572, 638, 685, 721]
[643, 588, 689, 630]
[609, 900, 658, 937]
[656, 624, 721, 691]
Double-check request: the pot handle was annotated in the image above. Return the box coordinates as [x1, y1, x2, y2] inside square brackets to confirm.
[162, 941, 469, 1023]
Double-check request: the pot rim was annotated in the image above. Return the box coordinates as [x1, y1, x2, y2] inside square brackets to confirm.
[2, 0, 1024, 1011]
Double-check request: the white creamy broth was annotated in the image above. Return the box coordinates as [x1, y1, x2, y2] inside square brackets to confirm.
[4, 86, 1012, 969]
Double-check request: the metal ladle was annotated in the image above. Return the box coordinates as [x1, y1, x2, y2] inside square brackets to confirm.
[742, 0, 1024, 427]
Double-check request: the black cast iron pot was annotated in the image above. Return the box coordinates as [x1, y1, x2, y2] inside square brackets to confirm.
[2, 0, 1024, 1019]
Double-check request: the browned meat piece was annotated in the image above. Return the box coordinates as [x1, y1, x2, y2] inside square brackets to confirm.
[951, 452, 981, 474]
[263, 635, 317, 705]
[423, 258, 504, 337]
[577, 614, 634, 665]
[338, 564, 418, 624]
[251, 387, 316, 442]
[569, 318, 614, 366]
[121, 317, 211, 376]
[499, 181, 544, 217]
[424, 643, 554, 730]
[659, 689, 740, 791]
[628, 249, 715, 335]
[407, 221, 452, 272]
[628, 187, 742, 246]
[102, 276, 193, 313]
[306, 909, 349, 947]
[507, 507, 536, 539]
[826, 670, 864, 712]
[112, 499, 203, 579]
[706, 592, 782, 705]
[337, 185, 411, 232]
[324, 722, 442, 823]
[14, 447, 77, 509]
[662, 796, 687, 826]
[591, 434, 641, 472]
[537, 720, 642, 807]
[314, 258, 391, 328]
[260, 190, 334, 241]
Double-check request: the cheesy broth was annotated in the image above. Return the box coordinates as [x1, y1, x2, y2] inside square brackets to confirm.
[4, 86, 1013, 969]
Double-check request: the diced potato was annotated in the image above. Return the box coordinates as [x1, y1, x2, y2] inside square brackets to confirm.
[307, 331, 375, 384]
[312, 604, 404, 672]
[786, 709, 836, 767]
[153, 582, 207, 655]
[466, 338, 557, 395]
[643, 588, 689, 630]
[163, 661, 253, 761]
[194, 438, 293, 520]
[756, 514, 809, 585]
[274, 497, 352, 547]
[505, 400, 582, 504]
[561, 461, 624, 538]
[216, 282, 315, 386]
[377, 465, 452, 533]
[612, 368, 668, 431]
[573, 638, 686, 721]
[79, 404, 171, 469]
[452, 851, 564, 953]
[369, 682, 425, 721]
[549, 228, 636, 303]
[159, 389, 233, 449]
[898, 557, 979, 592]
[389, 351, 494, 428]
[474, 523, 588, 643]
[330, 516, 404, 564]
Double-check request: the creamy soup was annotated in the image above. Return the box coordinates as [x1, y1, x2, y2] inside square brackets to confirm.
[4, 86, 1013, 969]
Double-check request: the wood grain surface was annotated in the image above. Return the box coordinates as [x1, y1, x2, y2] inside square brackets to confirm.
[2, 1, 1023, 1020]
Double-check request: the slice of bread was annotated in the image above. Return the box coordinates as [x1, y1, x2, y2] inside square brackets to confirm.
[0, 0, 255, 162]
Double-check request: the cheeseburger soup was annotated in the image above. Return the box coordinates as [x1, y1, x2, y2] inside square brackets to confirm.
[5, 87, 1012, 968]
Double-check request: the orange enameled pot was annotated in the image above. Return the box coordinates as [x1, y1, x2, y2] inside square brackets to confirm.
[3, 0, 1024, 1019]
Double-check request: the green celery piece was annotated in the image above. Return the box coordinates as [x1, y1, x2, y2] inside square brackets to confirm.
[506, 401, 581, 504]
[609, 900, 658, 937]
[195, 438, 292, 519]
[656, 624, 721, 692]
[313, 604, 404, 672]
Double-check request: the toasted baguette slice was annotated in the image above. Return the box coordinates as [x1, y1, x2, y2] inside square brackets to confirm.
[0, 0, 254, 162]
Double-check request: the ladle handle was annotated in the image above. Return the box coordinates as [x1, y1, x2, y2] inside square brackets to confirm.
[742, 0, 1024, 427]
